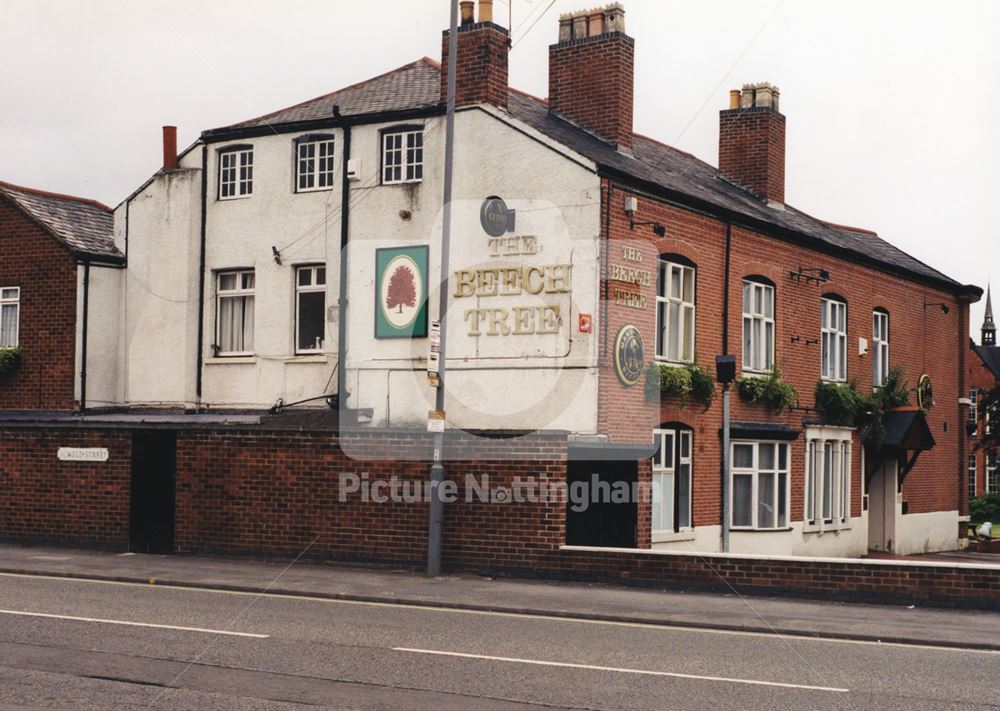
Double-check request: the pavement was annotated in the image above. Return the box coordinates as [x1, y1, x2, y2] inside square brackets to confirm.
[0, 542, 998, 652]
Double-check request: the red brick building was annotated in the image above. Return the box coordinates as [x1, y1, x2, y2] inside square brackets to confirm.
[968, 288, 998, 497]
[0, 181, 122, 411]
[0, 2, 984, 564]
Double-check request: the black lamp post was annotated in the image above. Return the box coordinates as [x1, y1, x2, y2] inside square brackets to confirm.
[716, 355, 737, 552]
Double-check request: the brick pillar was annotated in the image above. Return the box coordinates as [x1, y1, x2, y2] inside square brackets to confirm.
[719, 83, 786, 204]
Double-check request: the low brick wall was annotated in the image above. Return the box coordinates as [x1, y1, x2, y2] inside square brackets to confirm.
[2, 423, 998, 609]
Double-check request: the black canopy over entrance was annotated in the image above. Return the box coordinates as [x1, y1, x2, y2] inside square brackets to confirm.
[864, 408, 936, 491]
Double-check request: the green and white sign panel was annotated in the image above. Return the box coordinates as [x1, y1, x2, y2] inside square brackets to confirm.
[375, 245, 429, 339]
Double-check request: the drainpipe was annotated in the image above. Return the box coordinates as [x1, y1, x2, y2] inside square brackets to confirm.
[721, 219, 733, 552]
[334, 105, 352, 420]
[80, 260, 90, 413]
[195, 143, 208, 403]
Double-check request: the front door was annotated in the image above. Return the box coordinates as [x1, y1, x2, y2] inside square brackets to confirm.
[130, 430, 176, 554]
[868, 460, 897, 552]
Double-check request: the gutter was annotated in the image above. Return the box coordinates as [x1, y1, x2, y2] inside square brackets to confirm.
[201, 106, 443, 144]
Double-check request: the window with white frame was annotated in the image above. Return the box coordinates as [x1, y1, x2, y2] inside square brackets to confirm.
[821, 297, 847, 381]
[219, 147, 253, 199]
[988, 452, 999, 493]
[295, 265, 326, 353]
[0, 287, 19, 348]
[969, 388, 979, 437]
[382, 128, 423, 184]
[968, 453, 978, 500]
[655, 258, 695, 363]
[296, 136, 335, 192]
[216, 270, 255, 355]
[742, 279, 775, 373]
[731, 441, 789, 530]
[872, 309, 889, 387]
[805, 427, 851, 529]
[651, 426, 693, 533]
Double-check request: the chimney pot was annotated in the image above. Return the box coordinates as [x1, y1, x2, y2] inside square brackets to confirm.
[588, 10, 604, 37]
[162, 125, 178, 172]
[572, 13, 587, 39]
[729, 90, 741, 109]
[460, 1, 474, 25]
[604, 3, 626, 33]
[558, 16, 573, 42]
[478, 0, 493, 24]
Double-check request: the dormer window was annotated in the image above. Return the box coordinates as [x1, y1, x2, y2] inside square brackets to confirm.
[295, 135, 335, 192]
[382, 128, 423, 184]
[219, 146, 253, 199]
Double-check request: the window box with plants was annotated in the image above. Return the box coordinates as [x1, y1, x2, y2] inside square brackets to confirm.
[734, 365, 797, 412]
[813, 366, 912, 439]
[645, 362, 717, 410]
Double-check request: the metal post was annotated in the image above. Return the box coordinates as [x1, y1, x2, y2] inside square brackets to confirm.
[721, 383, 731, 553]
[428, 0, 459, 578]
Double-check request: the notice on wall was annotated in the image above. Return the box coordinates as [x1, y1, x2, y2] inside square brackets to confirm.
[57, 447, 109, 462]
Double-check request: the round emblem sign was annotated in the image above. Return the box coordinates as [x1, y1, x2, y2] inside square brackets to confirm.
[614, 325, 645, 386]
[917, 373, 934, 412]
[379, 254, 423, 330]
[480, 196, 509, 237]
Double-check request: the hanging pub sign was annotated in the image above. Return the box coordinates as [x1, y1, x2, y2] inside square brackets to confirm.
[613, 324, 645, 386]
[480, 196, 516, 237]
[375, 245, 429, 338]
[917, 373, 934, 411]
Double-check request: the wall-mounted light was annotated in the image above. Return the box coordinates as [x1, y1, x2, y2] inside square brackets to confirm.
[923, 300, 950, 314]
[629, 219, 666, 237]
[789, 266, 830, 285]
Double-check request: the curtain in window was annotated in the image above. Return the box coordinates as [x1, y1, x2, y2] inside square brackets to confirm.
[219, 295, 254, 353]
[0, 304, 16, 347]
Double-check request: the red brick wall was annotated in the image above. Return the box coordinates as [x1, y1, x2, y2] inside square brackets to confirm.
[0, 196, 78, 410]
[0, 428, 130, 546]
[548, 32, 634, 150]
[598, 180, 967, 540]
[174, 429, 568, 570]
[440, 23, 509, 109]
[719, 107, 786, 203]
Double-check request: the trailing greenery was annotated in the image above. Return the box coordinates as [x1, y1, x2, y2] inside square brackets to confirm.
[812, 367, 913, 447]
[735, 366, 797, 412]
[970, 493, 1000, 525]
[0, 347, 24, 377]
[814, 381, 867, 426]
[645, 363, 717, 410]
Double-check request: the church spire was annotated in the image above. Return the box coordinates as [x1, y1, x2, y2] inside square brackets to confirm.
[984, 284, 996, 346]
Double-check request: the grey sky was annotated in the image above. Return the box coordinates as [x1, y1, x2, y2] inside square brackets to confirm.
[1, 0, 997, 334]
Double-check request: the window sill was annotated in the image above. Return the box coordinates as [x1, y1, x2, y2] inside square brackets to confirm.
[287, 354, 329, 363]
[205, 356, 255, 365]
[295, 187, 335, 194]
[652, 530, 696, 543]
[382, 180, 423, 187]
[653, 359, 694, 367]
[739, 369, 771, 378]
[730, 526, 793, 533]
[803, 522, 852, 535]
[820, 377, 848, 384]
[217, 195, 252, 202]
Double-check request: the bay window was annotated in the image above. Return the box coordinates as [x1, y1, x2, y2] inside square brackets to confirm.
[805, 427, 852, 530]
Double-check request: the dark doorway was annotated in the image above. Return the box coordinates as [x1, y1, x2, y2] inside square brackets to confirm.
[565, 459, 638, 548]
[130, 430, 176, 554]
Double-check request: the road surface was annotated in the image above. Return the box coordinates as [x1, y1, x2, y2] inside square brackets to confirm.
[0, 572, 996, 709]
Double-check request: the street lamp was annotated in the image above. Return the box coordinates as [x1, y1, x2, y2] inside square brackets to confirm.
[715, 355, 736, 553]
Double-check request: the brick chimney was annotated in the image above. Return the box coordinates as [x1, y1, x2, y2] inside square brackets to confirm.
[162, 125, 178, 172]
[548, 3, 633, 151]
[718, 83, 786, 204]
[440, 0, 509, 109]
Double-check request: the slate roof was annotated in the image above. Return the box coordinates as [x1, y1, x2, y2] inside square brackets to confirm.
[0, 180, 121, 262]
[974, 346, 1000, 381]
[220, 58, 443, 131]
[209, 58, 964, 291]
